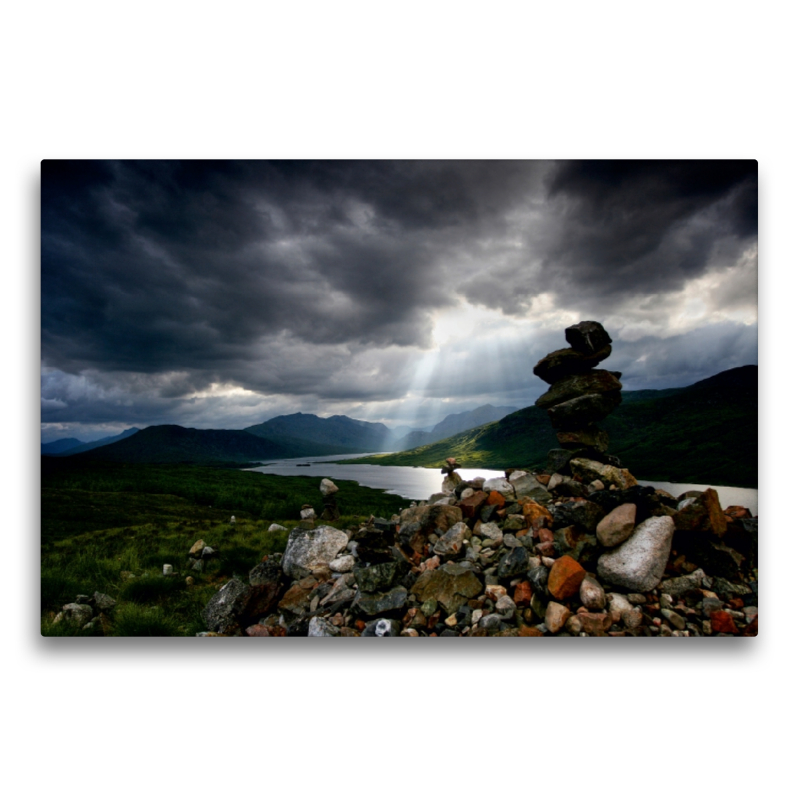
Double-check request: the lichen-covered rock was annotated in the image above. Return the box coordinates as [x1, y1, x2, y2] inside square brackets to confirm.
[398, 504, 463, 554]
[598, 516, 675, 592]
[411, 563, 483, 615]
[202, 578, 249, 634]
[281, 525, 349, 580]
[570, 458, 638, 490]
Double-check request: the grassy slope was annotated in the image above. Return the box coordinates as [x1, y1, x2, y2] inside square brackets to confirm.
[41, 461, 410, 635]
[344, 366, 757, 488]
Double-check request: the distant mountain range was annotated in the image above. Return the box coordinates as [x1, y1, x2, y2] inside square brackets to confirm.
[42, 405, 517, 465]
[41, 428, 140, 455]
[390, 404, 518, 450]
[40, 369, 756, 488]
[345, 366, 758, 489]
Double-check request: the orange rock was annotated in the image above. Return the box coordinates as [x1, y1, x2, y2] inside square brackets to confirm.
[539, 528, 554, 543]
[487, 490, 506, 508]
[576, 611, 612, 636]
[743, 615, 758, 636]
[514, 580, 533, 606]
[519, 625, 544, 637]
[354, 619, 366, 632]
[547, 555, 587, 600]
[710, 610, 739, 634]
[523, 502, 553, 528]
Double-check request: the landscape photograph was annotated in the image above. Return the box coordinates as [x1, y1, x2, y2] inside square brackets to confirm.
[41, 159, 758, 637]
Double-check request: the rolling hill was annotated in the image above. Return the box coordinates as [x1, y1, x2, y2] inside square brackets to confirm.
[344, 366, 758, 488]
[66, 425, 295, 465]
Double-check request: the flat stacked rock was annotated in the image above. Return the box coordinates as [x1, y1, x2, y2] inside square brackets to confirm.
[534, 321, 622, 469]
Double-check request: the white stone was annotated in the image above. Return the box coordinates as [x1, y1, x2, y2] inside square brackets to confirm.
[482, 477, 516, 499]
[282, 525, 349, 580]
[320, 478, 339, 496]
[328, 555, 355, 573]
[268, 523, 288, 533]
[598, 516, 675, 592]
[308, 617, 339, 636]
[607, 592, 634, 623]
[300, 508, 316, 520]
[460, 487, 475, 500]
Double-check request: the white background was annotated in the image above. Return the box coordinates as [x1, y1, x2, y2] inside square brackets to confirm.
[4, 2, 794, 798]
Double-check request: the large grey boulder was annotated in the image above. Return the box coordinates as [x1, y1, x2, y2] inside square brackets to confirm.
[282, 525, 349, 580]
[598, 516, 675, 592]
[202, 578, 249, 634]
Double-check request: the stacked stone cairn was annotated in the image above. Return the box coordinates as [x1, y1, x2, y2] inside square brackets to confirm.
[320, 479, 341, 521]
[534, 320, 624, 476]
[194, 321, 757, 637]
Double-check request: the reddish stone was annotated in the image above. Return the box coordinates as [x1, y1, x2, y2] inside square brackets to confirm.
[729, 597, 744, 610]
[576, 611, 612, 636]
[457, 490, 488, 520]
[514, 580, 533, 606]
[547, 555, 587, 600]
[724, 505, 752, 521]
[743, 615, 758, 636]
[354, 619, 366, 632]
[245, 624, 272, 636]
[519, 625, 544, 637]
[673, 488, 727, 537]
[523, 502, 553, 528]
[538, 528, 554, 543]
[535, 541, 556, 557]
[536, 474, 551, 486]
[487, 490, 506, 508]
[710, 610, 739, 634]
[267, 625, 286, 636]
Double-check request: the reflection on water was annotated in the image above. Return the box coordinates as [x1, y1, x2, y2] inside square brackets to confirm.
[246, 454, 758, 515]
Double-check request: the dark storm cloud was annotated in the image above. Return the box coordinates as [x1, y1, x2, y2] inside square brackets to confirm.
[41, 160, 757, 431]
[541, 159, 757, 297]
[41, 160, 545, 379]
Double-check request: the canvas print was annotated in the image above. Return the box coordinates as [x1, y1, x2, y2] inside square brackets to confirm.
[41, 160, 758, 637]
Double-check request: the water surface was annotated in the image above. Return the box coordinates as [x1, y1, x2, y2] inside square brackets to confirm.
[246, 454, 757, 515]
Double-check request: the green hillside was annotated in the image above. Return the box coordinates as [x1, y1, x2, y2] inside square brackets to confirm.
[344, 366, 757, 488]
[71, 424, 294, 465]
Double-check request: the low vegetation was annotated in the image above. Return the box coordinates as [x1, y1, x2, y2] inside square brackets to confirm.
[41, 461, 407, 636]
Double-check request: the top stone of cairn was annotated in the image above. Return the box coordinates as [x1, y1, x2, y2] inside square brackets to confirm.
[564, 321, 612, 356]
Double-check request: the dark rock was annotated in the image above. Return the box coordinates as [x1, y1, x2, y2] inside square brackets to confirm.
[497, 545, 529, 579]
[552, 499, 605, 533]
[527, 564, 550, 596]
[398, 505, 463, 555]
[354, 586, 408, 616]
[547, 392, 622, 429]
[533, 344, 613, 384]
[535, 370, 623, 410]
[547, 448, 578, 475]
[556, 426, 610, 452]
[202, 578, 249, 634]
[354, 561, 409, 594]
[565, 321, 613, 356]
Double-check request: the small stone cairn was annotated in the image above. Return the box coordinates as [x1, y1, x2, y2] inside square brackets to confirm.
[534, 320, 623, 475]
[320, 479, 340, 521]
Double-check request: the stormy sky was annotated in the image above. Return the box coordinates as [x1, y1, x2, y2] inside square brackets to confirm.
[41, 160, 757, 442]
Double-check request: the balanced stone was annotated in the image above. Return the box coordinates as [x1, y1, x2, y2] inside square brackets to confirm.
[565, 321, 613, 355]
[535, 370, 622, 410]
[533, 344, 613, 384]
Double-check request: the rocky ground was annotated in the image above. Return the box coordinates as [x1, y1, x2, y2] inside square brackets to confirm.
[197, 458, 758, 637]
